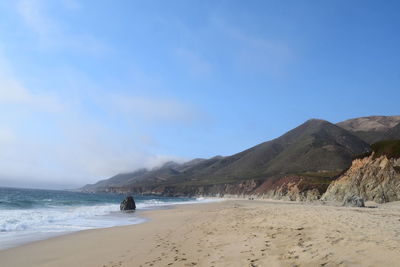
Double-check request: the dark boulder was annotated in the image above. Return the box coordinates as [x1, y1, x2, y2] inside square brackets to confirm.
[120, 196, 136, 211]
[343, 195, 365, 207]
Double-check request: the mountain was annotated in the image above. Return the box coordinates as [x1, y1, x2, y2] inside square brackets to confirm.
[337, 115, 400, 144]
[382, 123, 400, 141]
[82, 119, 370, 198]
[171, 119, 370, 184]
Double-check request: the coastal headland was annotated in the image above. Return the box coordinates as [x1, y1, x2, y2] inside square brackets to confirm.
[1, 199, 400, 267]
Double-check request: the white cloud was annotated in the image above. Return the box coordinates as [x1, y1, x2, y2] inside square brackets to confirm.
[0, 52, 196, 188]
[0, 100, 187, 188]
[0, 2, 213, 189]
[16, 0, 109, 54]
[54, 121, 185, 182]
[0, 117, 185, 188]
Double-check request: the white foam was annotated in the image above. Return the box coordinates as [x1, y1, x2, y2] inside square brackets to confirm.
[0, 197, 220, 250]
[0, 204, 144, 250]
[136, 197, 220, 209]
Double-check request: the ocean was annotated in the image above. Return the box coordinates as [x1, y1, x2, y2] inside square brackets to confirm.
[0, 187, 214, 250]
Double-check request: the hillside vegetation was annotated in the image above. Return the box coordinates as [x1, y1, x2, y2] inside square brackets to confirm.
[82, 118, 374, 197]
[371, 140, 400, 159]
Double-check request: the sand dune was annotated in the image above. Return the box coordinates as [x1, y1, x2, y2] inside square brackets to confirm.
[1, 200, 400, 266]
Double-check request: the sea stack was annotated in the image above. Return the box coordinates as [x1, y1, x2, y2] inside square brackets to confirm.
[120, 196, 136, 211]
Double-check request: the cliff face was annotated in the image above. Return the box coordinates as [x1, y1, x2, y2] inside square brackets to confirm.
[322, 155, 400, 203]
[86, 176, 328, 201]
[87, 179, 263, 198]
[256, 176, 329, 201]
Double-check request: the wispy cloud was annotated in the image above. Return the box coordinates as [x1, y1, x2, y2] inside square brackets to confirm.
[16, 0, 109, 54]
[0, 117, 184, 188]
[17, 0, 54, 38]
[60, 0, 81, 10]
[0, 51, 197, 187]
[212, 18, 292, 76]
[54, 120, 186, 182]
[0, 4, 213, 187]
[176, 48, 213, 77]
[109, 94, 202, 124]
[0, 79, 63, 112]
[0, 54, 63, 112]
[0, 126, 16, 145]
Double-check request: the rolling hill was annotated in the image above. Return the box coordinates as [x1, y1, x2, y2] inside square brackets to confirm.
[336, 115, 400, 144]
[82, 118, 371, 198]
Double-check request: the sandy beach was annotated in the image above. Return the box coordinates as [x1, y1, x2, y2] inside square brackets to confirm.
[1, 199, 400, 267]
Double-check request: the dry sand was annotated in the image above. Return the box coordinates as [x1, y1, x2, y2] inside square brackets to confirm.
[1, 199, 400, 267]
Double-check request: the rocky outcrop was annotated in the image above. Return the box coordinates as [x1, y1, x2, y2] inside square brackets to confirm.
[87, 179, 263, 197]
[342, 195, 365, 207]
[120, 196, 136, 211]
[255, 176, 330, 201]
[322, 155, 400, 203]
[149, 179, 262, 198]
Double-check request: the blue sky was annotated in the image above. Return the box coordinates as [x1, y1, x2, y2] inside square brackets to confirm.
[0, 0, 399, 188]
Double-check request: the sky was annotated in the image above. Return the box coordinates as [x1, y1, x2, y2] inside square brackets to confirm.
[0, 0, 399, 189]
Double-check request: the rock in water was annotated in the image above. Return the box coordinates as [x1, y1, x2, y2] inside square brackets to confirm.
[120, 196, 136, 211]
[343, 195, 365, 207]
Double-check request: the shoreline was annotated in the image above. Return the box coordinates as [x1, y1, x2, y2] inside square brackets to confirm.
[0, 197, 299, 252]
[0, 198, 224, 252]
[0, 207, 149, 252]
[1, 199, 400, 266]
[0, 194, 219, 251]
[0, 209, 151, 252]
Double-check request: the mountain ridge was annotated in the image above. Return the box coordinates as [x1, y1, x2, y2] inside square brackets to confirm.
[336, 115, 400, 144]
[82, 117, 375, 198]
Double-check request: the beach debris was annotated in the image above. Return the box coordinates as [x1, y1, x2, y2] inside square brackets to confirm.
[342, 195, 365, 207]
[120, 196, 136, 211]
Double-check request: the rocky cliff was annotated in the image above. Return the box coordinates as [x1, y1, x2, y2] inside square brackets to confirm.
[255, 175, 330, 201]
[322, 154, 400, 203]
[87, 179, 263, 198]
[87, 176, 327, 201]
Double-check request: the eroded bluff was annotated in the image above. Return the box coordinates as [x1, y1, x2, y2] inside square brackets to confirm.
[322, 155, 400, 203]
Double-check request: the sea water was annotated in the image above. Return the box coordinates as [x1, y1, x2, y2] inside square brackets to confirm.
[0, 187, 215, 250]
